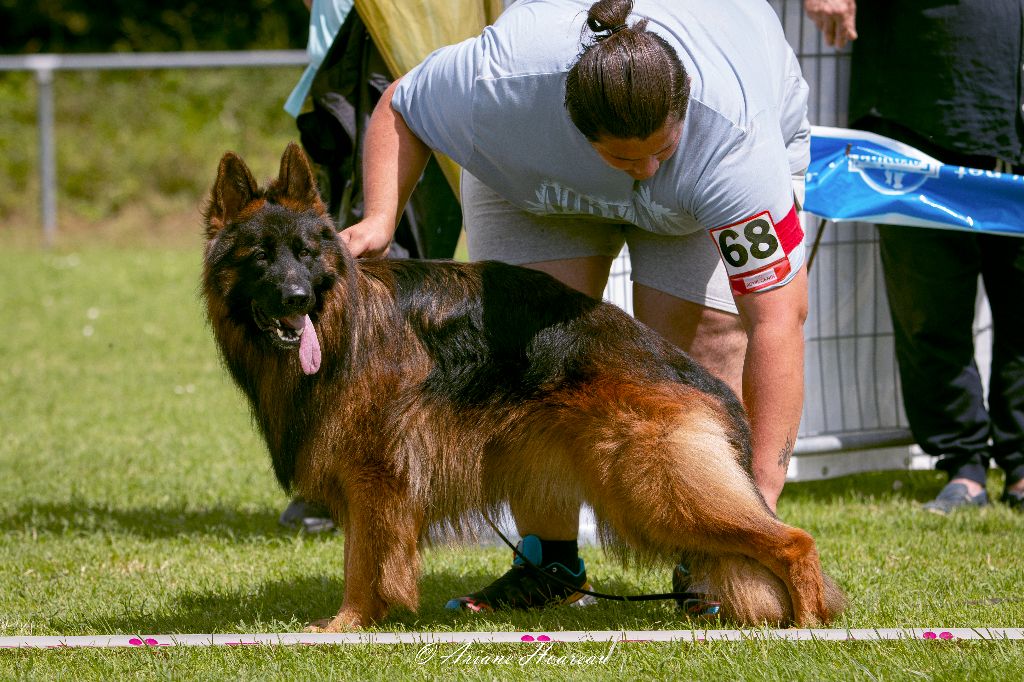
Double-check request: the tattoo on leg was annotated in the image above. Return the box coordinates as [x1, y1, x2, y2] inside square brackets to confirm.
[777, 435, 795, 470]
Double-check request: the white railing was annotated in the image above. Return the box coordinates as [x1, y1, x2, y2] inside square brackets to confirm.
[0, 50, 308, 245]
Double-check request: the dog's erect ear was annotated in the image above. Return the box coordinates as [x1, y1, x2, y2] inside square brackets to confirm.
[276, 142, 326, 214]
[206, 152, 259, 238]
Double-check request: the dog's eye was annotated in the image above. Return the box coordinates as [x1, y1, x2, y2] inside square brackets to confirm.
[251, 249, 268, 264]
[298, 248, 312, 259]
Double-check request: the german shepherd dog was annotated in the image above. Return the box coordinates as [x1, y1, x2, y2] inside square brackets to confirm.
[202, 143, 845, 631]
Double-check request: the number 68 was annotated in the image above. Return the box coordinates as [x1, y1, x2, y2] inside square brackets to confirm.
[717, 218, 780, 268]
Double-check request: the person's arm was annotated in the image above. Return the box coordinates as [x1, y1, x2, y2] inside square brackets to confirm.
[804, 0, 857, 49]
[734, 267, 809, 513]
[340, 78, 432, 258]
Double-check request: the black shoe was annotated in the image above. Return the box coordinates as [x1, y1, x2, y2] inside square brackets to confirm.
[672, 560, 721, 618]
[1000, 488, 1024, 511]
[278, 497, 335, 533]
[922, 482, 989, 515]
[445, 535, 596, 612]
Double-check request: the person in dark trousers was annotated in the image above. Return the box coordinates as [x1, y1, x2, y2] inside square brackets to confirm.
[811, 0, 1024, 513]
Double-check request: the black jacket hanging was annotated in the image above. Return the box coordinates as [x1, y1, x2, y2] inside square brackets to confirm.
[295, 11, 462, 259]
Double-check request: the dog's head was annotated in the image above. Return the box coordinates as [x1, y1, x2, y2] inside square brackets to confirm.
[203, 143, 347, 375]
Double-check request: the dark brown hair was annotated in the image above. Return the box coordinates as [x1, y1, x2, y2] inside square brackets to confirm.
[565, 0, 690, 141]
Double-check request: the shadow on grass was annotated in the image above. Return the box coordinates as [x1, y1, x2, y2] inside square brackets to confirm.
[5, 469, 987, 561]
[1, 470, 963, 542]
[49, 569, 676, 635]
[23, 470, 1017, 636]
[0, 500, 303, 540]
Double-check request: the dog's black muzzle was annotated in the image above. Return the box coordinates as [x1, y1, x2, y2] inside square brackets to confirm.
[252, 281, 315, 350]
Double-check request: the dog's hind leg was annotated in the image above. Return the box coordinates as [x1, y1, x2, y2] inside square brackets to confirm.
[317, 485, 423, 631]
[685, 550, 847, 626]
[572, 392, 837, 626]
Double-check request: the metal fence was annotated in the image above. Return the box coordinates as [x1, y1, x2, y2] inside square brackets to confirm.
[771, 0, 916, 455]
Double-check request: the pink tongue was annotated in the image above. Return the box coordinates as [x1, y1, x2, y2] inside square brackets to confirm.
[298, 315, 321, 375]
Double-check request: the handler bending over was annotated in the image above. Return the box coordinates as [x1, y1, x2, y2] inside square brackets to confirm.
[343, 0, 810, 612]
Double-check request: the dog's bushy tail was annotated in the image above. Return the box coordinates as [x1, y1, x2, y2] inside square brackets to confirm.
[688, 552, 847, 626]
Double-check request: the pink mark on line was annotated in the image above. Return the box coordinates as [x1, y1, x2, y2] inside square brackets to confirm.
[520, 634, 552, 642]
[922, 631, 955, 641]
[129, 637, 167, 647]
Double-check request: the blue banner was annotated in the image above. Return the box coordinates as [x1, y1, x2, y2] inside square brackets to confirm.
[804, 126, 1024, 236]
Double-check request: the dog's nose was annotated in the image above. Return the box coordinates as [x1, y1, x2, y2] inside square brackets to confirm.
[282, 284, 313, 311]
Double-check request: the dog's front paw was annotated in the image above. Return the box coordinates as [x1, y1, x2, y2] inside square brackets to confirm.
[305, 610, 365, 632]
[304, 618, 334, 633]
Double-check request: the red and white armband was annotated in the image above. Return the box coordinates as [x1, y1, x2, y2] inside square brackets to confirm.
[708, 205, 805, 295]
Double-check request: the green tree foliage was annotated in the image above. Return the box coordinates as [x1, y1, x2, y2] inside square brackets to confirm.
[0, 0, 308, 53]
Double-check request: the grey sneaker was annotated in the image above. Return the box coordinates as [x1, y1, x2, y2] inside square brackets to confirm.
[279, 497, 335, 533]
[922, 482, 989, 515]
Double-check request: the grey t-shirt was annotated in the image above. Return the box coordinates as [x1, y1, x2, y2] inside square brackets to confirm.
[393, 0, 810, 294]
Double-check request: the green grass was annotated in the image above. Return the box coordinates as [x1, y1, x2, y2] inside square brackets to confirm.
[2, 243, 1023, 680]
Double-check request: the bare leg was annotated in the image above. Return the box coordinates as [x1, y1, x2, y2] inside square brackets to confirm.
[632, 283, 746, 396]
[522, 256, 615, 301]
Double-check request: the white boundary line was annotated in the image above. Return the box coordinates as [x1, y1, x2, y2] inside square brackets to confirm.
[1, 628, 1022, 649]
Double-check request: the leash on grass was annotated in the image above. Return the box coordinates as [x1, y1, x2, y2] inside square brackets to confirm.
[480, 512, 711, 605]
